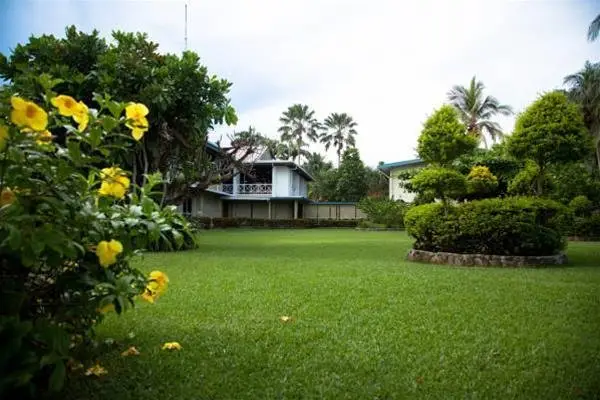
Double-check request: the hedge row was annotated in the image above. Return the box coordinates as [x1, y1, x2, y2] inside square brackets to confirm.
[188, 217, 361, 229]
[404, 197, 566, 256]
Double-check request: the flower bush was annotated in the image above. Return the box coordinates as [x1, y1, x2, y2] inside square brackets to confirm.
[0, 80, 185, 397]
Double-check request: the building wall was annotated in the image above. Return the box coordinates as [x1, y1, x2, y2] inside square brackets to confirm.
[272, 166, 290, 197]
[304, 204, 366, 220]
[273, 202, 293, 219]
[389, 164, 425, 202]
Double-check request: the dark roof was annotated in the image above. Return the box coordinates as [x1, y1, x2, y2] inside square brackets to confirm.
[249, 160, 314, 181]
[378, 158, 425, 171]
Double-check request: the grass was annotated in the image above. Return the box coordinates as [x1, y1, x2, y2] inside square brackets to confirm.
[65, 230, 600, 399]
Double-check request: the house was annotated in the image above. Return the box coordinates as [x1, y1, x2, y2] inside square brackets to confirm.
[378, 158, 426, 202]
[187, 147, 314, 219]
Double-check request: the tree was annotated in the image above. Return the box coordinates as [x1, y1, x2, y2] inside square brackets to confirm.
[0, 26, 244, 204]
[411, 167, 467, 205]
[277, 104, 320, 164]
[320, 112, 358, 165]
[588, 14, 600, 41]
[309, 168, 339, 201]
[364, 165, 389, 198]
[507, 91, 592, 195]
[447, 76, 513, 146]
[564, 61, 600, 169]
[417, 105, 478, 166]
[335, 148, 368, 201]
[302, 152, 333, 176]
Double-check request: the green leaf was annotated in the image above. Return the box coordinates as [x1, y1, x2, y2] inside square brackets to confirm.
[172, 229, 184, 249]
[107, 100, 124, 119]
[67, 140, 83, 164]
[48, 361, 66, 392]
[88, 126, 103, 148]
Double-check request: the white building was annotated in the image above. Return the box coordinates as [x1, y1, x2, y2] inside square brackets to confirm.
[378, 158, 426, 202]
[186, 147, 314, 219]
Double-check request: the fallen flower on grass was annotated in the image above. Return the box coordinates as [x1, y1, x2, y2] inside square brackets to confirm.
[85, 363, 108, 377]
[121, 346, 140, 357]
[279, 316, 292, 322]
[162, 342, 182, 351]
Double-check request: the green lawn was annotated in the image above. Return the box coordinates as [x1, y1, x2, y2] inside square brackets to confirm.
[65, 230, 600, 399]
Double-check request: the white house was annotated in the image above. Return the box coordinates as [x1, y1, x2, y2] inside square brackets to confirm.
[378, 158, 426, 202]
[186, 147, 314, 219]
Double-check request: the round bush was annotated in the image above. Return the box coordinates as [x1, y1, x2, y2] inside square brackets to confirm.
[404, 197, 566, 256]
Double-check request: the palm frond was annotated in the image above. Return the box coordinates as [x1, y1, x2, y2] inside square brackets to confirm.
[588, 14, 600, 41]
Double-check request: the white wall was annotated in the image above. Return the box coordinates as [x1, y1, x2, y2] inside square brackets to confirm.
[389, 165, 424, 202]
[272, 166, 290, 197]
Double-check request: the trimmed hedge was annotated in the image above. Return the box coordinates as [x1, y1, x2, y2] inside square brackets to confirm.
[404, 197, 566, 256]
[188, 217, 361, 229]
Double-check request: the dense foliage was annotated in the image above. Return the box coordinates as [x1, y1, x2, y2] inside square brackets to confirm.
[410, 167, 467, 203]
[0, 26, 238, 204]
[417, 105, 478, 166]
[405, 197, 565, 256]
[335, 148, 368, 202]
[507, 91, 591, 195]
[0, 86, 179, 397]
[466, 166, 498, 197]
[357, 197, 407, 228]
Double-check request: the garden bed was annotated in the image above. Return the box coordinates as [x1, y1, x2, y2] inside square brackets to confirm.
[407, 249, 568, 267]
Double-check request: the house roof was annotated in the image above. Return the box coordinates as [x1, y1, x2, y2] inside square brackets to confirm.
[378, 158, 424, 171]
[249, 160, 314, 181]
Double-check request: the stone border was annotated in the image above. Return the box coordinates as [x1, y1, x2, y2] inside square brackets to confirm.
[407, 249, 568, 267]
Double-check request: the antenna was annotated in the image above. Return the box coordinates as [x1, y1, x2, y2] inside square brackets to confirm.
[184, 2, 188, 51]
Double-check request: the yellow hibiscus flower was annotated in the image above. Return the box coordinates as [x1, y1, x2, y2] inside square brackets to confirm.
[0, 188, 15, 206]
[98, 167, 130, 199]
[73, 101, 89, 132]
[121, 346, 140, 357]
[0, 124, 8, 151]
[95, 239, 123, 267]
[161, 342, 182, 351]
[125, 103, 149, 141]
[51, 95, 80, 117]
[125, 103, 149, 120]
[149, 270, 169, 293]
[10, 96, 48, 131]
[84, 363, 108, 377]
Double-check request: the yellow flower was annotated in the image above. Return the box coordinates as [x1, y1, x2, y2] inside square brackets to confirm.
[95, 239, 123, 267]
[149, 270, 169, 293]
[73, 101, 89, 132]
[125, 103, 149, 141]
[35, 130, 53, 145]
[10, 96, 48, 131]
[121, 346, 140, 357]
[279, 316, 292, 322]
[51, 95, 80, 117]
[131, 127, 146, 141]
[98, 303, 115, 314]
[161, 342, 182, 351]
[125, 103, 149, 120]
[0, 124, 8, 151]
[0, 188, 16, 207]
[84, 363, 108, 377]
[98, 167, 130, 199]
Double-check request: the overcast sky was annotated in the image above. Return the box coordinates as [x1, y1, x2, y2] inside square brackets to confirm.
[1, 0, 599, 166]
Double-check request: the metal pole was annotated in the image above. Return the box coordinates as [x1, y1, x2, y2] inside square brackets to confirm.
[184, 3, 188, 51]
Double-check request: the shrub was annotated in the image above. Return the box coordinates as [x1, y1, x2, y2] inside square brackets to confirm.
[405, 197, 566, 256]
[466, 165, 498, 197]
[357, 197, 407, 228]
[569, 195, 593, 217]
[411, 167, 467, 203]
[417, 105, 478, 166]
[0, 87, 176, 397]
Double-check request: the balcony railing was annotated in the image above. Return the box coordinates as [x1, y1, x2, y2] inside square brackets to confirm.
[210, 183, 273, 196]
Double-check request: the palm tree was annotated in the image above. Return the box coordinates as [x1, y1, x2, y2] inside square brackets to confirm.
[277, 104, 320, 164]
[564, 61, 600, 169]
[320, 112, 358, 166]
[447, 76, 513, 147]
[588, 14, 600, 41]
[302, 152, 333, 176]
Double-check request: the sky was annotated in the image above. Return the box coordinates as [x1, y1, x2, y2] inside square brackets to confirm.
[1, 0, 599, 166]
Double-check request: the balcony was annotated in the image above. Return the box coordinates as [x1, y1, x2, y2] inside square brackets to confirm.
[210, 183, 273, 196]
